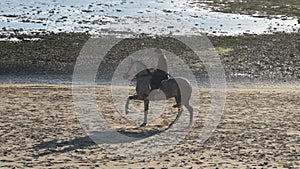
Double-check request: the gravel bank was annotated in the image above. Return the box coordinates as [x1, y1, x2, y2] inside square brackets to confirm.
[0, 32, 299, 85]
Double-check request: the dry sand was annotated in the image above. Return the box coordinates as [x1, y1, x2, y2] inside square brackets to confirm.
[0, 84, 299, 168]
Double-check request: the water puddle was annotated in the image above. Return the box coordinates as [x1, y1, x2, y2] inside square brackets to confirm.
[0, 0, 299, 36]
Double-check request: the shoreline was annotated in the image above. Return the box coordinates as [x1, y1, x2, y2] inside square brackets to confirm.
[0, 82, 299, 90]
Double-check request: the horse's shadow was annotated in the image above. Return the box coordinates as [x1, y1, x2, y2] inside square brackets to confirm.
[32, 135, 95, 157]
[32, 127, 165, 157]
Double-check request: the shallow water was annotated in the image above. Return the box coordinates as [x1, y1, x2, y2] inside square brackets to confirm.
[0, 0, 299, 36]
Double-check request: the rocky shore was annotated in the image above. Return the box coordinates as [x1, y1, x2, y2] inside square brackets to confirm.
[0, 32, 299, 85]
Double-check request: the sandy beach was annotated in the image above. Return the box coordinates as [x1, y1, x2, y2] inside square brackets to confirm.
[0, 84, 299, 168]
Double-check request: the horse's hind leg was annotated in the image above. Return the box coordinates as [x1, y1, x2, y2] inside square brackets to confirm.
[167, 94, 183, 128]
[184, 103, 193, 128]
[125, 97, 130, 114]
[168, 106, 183, 129]
[141, 99, 149, 127]
[173, 94, 182, 108]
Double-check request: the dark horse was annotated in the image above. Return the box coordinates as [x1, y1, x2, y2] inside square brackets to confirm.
[124, 59, 193, 128]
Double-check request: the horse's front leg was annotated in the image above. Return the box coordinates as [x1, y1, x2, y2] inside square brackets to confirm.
[125, 95, 139, 114]
[141, 99, 149, 127]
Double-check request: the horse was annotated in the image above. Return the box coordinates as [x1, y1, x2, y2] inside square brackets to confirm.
[123, 59, 193, 128]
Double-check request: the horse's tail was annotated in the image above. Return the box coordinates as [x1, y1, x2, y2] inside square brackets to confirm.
[175, 77, 193, 128]
[174, 77, 192, 103]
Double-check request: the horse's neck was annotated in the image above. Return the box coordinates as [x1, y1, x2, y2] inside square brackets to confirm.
[136, 69, 151, 79]
[136, 72, 151, 96]
[133, 62, 152, 96]
[133, 62, 149, 76]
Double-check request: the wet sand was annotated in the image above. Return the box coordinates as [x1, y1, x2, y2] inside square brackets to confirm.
[0, 84, 299, 168]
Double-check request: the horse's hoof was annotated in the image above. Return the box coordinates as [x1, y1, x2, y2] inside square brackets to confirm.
[140, 123, 147, 127]
[172, 104, 181, 108]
